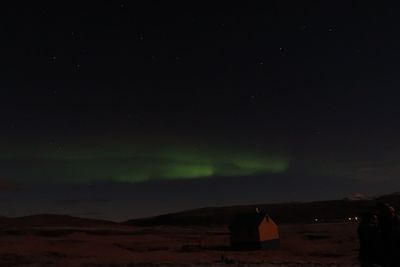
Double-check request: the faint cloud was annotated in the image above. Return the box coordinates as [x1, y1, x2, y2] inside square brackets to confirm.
[57, 197, 111, 207]
[0, 180, 17, 190]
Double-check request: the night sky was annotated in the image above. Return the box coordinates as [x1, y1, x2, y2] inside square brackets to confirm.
[1, 2, 400, 220]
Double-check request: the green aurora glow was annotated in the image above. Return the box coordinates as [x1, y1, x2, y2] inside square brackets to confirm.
[0, 140, 290, 183]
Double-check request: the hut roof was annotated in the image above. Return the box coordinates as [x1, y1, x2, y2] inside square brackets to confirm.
[229, 212, 268, 230]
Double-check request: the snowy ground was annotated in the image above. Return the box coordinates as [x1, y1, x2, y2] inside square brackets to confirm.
[0, 223, 361, 266]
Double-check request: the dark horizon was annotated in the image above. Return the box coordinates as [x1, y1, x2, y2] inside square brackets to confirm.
[0, 173, 397, 221]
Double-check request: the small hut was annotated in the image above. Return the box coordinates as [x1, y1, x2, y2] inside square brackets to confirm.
[229, 211, 279, 250]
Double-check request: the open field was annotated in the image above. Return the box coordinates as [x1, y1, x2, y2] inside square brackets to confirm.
[0, 222, 360, 267]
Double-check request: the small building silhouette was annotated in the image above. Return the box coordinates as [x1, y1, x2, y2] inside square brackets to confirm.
[229, 212, 279, 250]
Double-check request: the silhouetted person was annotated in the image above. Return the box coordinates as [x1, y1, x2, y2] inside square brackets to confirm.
[377, 203, 400, 267]
[358, 212, 382, 267]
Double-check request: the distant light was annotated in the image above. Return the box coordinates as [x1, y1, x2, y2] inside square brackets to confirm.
[354, 217, 358, 221]
[314, 218, 318, 222]
[348, 217, 352, 221]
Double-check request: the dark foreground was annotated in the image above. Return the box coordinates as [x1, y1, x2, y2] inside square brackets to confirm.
[0, 222, 360, 267]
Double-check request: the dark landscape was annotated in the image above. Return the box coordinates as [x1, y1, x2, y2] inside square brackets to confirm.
[2, 2, 400, 266]
[1, 193, 399, 266]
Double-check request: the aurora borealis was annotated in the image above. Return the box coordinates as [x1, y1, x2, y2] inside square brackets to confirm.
[2, 2, 400, 220]
[0, 136, 289, 183]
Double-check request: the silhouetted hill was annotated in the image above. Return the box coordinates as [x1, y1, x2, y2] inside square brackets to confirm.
[126, 192, 400, 226]
[0, 214, 116, 228]
[2, 193, 400, 228]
